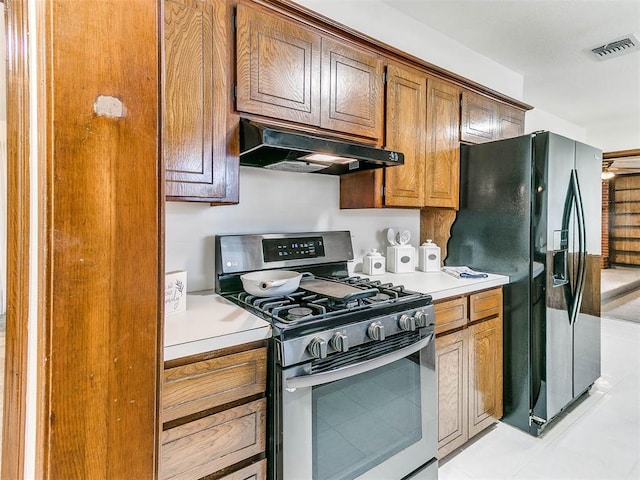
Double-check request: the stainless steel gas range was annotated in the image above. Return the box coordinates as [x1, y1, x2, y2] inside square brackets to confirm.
[215, 231, 438, 480]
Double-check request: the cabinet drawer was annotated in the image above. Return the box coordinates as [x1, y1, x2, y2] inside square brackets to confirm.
[469, 288, 502, 322]
[161, 399, 266, 480]
[434, 297, 467, 334]
[163, 347, 267, 423]
[219, 460, 266, 480]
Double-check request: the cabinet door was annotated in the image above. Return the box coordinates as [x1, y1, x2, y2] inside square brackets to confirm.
[436, 329, 468, 459]
[434, 296, 467, 335]
[163, 347, 267, 423]
[219, 460, 266, 480]
[161, 399, 266, 480]
[468, 315, 503, 438]
[384, 63, 426, 207]
[236, 3, 321, 126]
[460, 90, 498, 144]
[321, 36, 384, 141]
[425, 79, 461, 209]
[498, 104, 525, 140]
[164, 0, 235, 201]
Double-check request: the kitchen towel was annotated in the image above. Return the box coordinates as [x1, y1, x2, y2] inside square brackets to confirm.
[442, 266, 489, 279]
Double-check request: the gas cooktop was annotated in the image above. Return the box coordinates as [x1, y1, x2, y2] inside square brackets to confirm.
[225, 274, 432, 339]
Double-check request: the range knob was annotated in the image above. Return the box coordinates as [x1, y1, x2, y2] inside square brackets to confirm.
[399, 314, 416, 332]
[414, 310, 430, 328]
[367, 322, 386, 341]
[307, 338, 328, 359]
[330, 332, 349, 352]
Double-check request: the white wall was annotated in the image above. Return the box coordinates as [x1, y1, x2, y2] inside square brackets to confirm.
[586, 120, 640, 152]
[525, 108, 587, 142]
[165, 0, 528, 292]
[166, 168, 420, 291]
[296, 0, 524, 100]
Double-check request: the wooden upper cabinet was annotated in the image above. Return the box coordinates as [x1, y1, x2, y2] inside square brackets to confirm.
[321, 36, 384, 141]
[384, 63, 427, 207]
[425, 78, 461, 209]
[235, 3, 383, 142]
[164, 0, 237, 202]
[460, 90, 498, 144]
[236, 3, 321, 126]
[498, 103, 525, 140]
[461, 90, 526, 144]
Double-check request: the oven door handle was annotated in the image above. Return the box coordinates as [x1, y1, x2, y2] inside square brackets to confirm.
[285, 333, 433, 390]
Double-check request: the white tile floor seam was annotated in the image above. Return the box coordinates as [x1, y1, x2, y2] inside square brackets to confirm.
[439, 317, 640, 480]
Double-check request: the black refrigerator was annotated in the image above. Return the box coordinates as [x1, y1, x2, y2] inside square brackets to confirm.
[447, 131, 602, 436]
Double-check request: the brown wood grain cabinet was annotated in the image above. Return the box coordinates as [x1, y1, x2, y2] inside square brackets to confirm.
[164, 0, 238, 203]
[236, 2, 321, 126]
[383, 63, 427, 207]
[468, 315, 503, 437]
[340, 74, 461, 210]
[461, 90, 526, 144]
[436, 328, 468, 457]
[235, 2, 384, 142]
[434, 288, 503, 459]
[160, 342, 267, 480]
[425, 78, 461, 209]
[498, 103, 526, 140]
[460, 90, 498, 144]
[321, 36, 384, 141]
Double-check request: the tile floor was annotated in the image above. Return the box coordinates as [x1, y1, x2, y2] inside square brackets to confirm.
[439, 315, 640, 480]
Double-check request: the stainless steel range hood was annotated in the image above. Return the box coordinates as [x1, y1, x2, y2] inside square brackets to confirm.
[239, 119, 404, 175]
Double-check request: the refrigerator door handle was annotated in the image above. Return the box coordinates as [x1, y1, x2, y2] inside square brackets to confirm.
[561, 175, 576, 324]
[561, 170, 587, 326]
[572, 170, 587, 325]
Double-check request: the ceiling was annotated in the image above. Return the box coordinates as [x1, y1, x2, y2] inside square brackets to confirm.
[381, 0, 640, 158]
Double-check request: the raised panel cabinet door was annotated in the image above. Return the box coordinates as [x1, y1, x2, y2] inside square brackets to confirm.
[436, 329, 469, 459]
[498, 104, 526, 140]
[425, 79, 461, 209]
[321, 36, 384, 141]
[164, 0, 233, 201]
[384, 63, 427, 207]
[236, 3, 321, 125]
[161, 399, 267, 480]
[468, 315, 503, 438]
[460, 90, 498, 144]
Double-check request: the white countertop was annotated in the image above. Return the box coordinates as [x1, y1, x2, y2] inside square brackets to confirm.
[164, 292, 271, 361]
[359, 270, 509, 301]
[163, 271, 509, 360]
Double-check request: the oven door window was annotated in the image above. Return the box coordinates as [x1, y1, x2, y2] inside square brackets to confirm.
[312, 352, 421, 480]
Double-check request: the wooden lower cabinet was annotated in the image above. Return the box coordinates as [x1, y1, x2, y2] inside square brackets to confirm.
[468, 316, 503, 438]
[160, 341, 267, 480]
[219, 460, 267, 480]
[436, 329, 468, 457]
[435, 288, 503, 459]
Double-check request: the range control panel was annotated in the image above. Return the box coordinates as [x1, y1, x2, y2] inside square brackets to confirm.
[263, 236, 325, 262]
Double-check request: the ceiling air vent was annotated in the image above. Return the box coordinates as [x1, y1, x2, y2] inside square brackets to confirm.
[590, 33, 640, 60]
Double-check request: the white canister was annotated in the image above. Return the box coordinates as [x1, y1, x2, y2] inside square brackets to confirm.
[418, 240, 441, 272]
[362, 249, 386, 275]
[386, 245, 415, 273]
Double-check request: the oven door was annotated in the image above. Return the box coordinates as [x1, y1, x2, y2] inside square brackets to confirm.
[280, 331, 437, 480]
